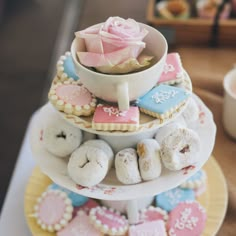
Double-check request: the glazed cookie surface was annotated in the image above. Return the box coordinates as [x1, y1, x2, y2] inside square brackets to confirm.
[136, 84, 190, 119]
[139, 206, 168, 223]
[160, 127, 201, 170]
[33, 189, 73, 232]
[57, 52, 79, 81]
[49, 83, 96, 116]
[115, 148, 142, 184]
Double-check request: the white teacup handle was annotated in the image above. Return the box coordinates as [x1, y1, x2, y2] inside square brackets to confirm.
[117, 82, 129, 111]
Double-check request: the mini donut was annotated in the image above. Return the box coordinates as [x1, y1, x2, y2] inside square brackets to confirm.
[68, 145, 109, 187]
[82, 139, 114, 169]
[160, 127, 201, 171]
[42, 111, 82, 158]
[33, 189, 73, 232]
[137, 139, 162, 181]
[115, 148, 142, 185]
[182, 97, 199, 125]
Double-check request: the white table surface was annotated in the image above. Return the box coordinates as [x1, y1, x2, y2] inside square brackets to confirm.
[0, 116, 35, 236]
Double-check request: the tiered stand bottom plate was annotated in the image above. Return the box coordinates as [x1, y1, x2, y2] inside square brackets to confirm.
[24, 156, 228, 236]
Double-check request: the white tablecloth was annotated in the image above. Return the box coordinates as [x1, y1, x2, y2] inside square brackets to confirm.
[0, 116, 35, 236]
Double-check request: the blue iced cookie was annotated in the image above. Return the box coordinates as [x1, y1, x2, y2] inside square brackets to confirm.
[57, 52, 79, 81]
[180, 169, 206, 189]
[136, 84, 190, 119]
[155, 187, 195, 212]
[48, 183, 88, 207]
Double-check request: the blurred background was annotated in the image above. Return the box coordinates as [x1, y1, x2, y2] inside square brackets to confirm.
[0, 0, 236, 224]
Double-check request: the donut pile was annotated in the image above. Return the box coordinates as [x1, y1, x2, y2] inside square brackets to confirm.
[41, 96, 201, 187]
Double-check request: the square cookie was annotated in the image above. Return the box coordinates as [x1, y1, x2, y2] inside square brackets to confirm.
[158, 53, 184, 85]
[92, 104, 139, 131]
[136, 84, 190, 119]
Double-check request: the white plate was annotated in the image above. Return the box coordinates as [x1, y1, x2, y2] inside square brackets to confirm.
[30, 94, 216, 200]
[53, 71, 192, 136]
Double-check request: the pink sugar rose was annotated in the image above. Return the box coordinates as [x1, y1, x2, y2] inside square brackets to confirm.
[75, 16, 153, 74]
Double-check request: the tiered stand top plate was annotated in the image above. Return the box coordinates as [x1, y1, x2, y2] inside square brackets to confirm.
[30, 92, 216, 200]
[24, 157, 228, 236]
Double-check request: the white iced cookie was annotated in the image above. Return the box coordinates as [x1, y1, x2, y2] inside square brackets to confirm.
[83, 139, 114, 169]
[182, 97, 199, 125]
[115, 148, 142, 185]
[155, 120, 186, 145]
[42, 114, 82, 158]
[68, 145, 109, 187]
[137, 139, 162, 181]
[161, 127, 201, 171]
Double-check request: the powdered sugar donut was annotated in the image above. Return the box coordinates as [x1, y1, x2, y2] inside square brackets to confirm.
[182, 97, 199, 125]
[137, 139, 162, 181]
[167, 201, 207, 236]
[160, 128, 201, 170]
[68, 145, 110, 187]
[82, 139, 114, 169]
[115, 148, 142, 185]
[33, 189, 73, 232]
[42, 111, 82, 157]
[89, 206, 129, 236]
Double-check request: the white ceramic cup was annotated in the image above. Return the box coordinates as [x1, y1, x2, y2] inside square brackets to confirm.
[71, 23, 168, 111]
[223, 67, 236, 139]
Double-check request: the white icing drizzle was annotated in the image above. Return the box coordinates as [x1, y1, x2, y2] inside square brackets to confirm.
[152, 90, 179, 104]
[103, 107, 127, 117]
[169, 228, 177, 236]
[174, 208, 199, 230]
[163, 63, 175, 74]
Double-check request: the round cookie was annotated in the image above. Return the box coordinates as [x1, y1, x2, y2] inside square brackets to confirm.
[167, 201, 206, 236]
[33, 189, 73, 232]
[137, 139, 162, 181]
[139, 206, 168, 223]
[57, 52, 79, 81]
[68, 145, 110, 187]
[49, 83, 97, 116]
[160, 127, 201, 170]
[89, 206, 129, 236]
[48, 183, 88, 207]
[115, 148, 142, 185]
[42, 111, 82, 158]
[155, 187, 195, 212]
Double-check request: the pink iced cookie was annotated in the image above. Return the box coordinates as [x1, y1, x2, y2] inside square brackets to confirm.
[139, 206, 168, 223]
[92, 104, 139, 131]
[158, 53, 184, 85]
[73, 199, 99, 216]
[89, 206, 129, 235]
[49, 83, 96, 116]
[57, 210, 102, 236]
[167, 201, 206, 236]
[129, 220, 167, 236]
[34, 189, 73, 232]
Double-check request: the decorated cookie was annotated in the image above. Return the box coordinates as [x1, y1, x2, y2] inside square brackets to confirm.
[89, 206, 129, 236]
[42, 111, 82, 157]
[33, 189, 73, 232]
[129, 220, 167, 236]
[182, 97, 199, 125]
[160, 127, 201, 170]
[115, 148, 142, 184]
[49, 83, 97, 116]
[57, 210, 102, 236]
[137, 139, 162, 181]
[139, 206, 168, 223]
[57, 52, 79, 81]
[158, 53, 184, 85]
[167, 201, 207, 236]
[136, 84, 190, 119]
[92, 104, 139, 131]
[155, 187, 195, 212]
[180, 169, 207, 190]
[68, 143, 112, 187]
[73, 199, 100, 216]
[48, 183, 88, 207]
